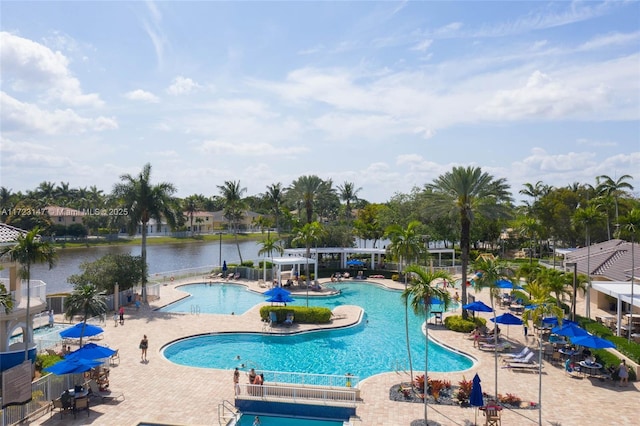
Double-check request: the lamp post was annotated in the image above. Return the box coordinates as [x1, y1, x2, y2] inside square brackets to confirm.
[217, 232, 223, 268]
[567, 262, 578, 321]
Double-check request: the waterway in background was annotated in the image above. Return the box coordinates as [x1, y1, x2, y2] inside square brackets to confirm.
[0, 239, 262, 295]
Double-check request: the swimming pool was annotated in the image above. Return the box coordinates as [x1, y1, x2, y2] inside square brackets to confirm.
[162, 282, 473, 378]
[9, 324, 70, 346]
[236, 414, 343, 426]
[159, 283, 264, 315]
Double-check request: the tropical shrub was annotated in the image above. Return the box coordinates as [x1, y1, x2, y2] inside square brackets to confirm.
[259, 306, 332, 323]
[456, 376, 473, 403]
[445, 315, 486, 333]
[413, 374, 426, 391]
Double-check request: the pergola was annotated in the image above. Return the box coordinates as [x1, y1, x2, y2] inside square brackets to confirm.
[283, 247, 456, 268]
[591, 281, 640, 336]
[271, 256, 317, 286]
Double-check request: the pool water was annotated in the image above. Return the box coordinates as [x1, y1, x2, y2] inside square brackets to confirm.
[159, 283, 264, 315]
[237, 414, 342, 426]
[162, 282, 473, 378]
[9, 324, 71, 345]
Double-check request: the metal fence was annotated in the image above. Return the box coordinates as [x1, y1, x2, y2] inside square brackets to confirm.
[252, 370, 359, 389]
[0, 372, 84, 425]
[236, 383, 358, 405]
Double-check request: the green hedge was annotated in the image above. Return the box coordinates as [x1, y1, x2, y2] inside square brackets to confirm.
[444, 315, 486, 333]
[577, 318, 640, 365]
[259, 306, 332, 324]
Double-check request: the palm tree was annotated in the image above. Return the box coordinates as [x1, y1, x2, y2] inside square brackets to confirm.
[426, 166, 512, 319]
[0, 227, 56, 360]
[64, 284, 108, 347]
[217, 180, 247, 263]
[288, 175, 328, 224]
[112, 163, 179, 302]
[385, 220, 427, 385]
[337, 181, 362, 220]
[402, 265, 451, 424]
[258, 234, 284, 282]
[521, 281, 564, 426]
[621, 208, 640, 343]
[536, 268, 572, 308]
[183, 195, 201, 236]
[573, 205, 604, 318]
[472, 256, 512, 400]
[517, 216, 540, 264]
[596, 174, 634, 236]
[291, 222, 325, 306]
[264, 183, 285, 235]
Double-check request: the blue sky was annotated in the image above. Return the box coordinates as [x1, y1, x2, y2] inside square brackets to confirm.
[1, 1, 638, 204]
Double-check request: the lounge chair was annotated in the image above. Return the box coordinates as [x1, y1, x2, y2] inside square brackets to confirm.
[226, 272, 234, 280]
[233, 272, 240, 280]
[284, 312, 294, 326]
[109, 349, 120, 366]
[268, 311, 278, 327]
[504, 352, 535, 365]
[87, 380, 125, 403]
[479, 341, 512, 352]
[502, 346, 531, 359]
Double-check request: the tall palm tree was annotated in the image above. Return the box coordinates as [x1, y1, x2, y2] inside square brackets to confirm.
[0, 227, 56, 360]
[264, 183, 285, 235]
[573, 205, 604, 318]
[621, 208, 640, 343]
[35, 181, 56, 204]
[291, 221, 325, 306]
[472, 256, 512, 400]
[536, 268, 572, 308]
[288, 175, 327, 224]
[183, 195, 201, 236]
[596, 174, 634, 236]
[517, 216, 540, 264]
[385, 220, 427, 385]
[64, 284, 108, 347]
[217, 180, 247, 264]
[402, 265, 451, 425]
[112, 163, 179, 302]
[426, 166, 512, 319]
[337, 181, 362, 220]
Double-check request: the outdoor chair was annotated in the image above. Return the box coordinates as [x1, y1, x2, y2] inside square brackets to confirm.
[51, 398, 72, 419]
[73, 397, 90, 418]
[483, 405, 501, 426]
[88, 379, 125, 403]
[503, 346, 531, 360]
[284, 312, 294, 326]
[109, 349, 120, 366]
[504, 351, 534, 365]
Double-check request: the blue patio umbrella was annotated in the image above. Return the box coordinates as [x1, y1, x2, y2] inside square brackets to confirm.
[470, 373, 484, 424]
[266, 293, 295, 304]
[551, 323, 588, 338]
[490, 312, 523, 337]
[44, 357, 102, 375]
[66, 343, 116, 361]
[346, 259, 365, 266]
[496, 279, 523, 290]
[59, 323, 104, 339]
[427, 296, 443, 305]
[570, 334, 616, 349]
[264, 286, 291, 297]
[462, 301, 493, 313]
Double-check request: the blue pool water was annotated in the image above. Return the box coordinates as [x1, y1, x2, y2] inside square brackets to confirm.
[10, 324, 70, 345]
[159, 283, 264, 315]
[162, 282, 473, 378]
[237, 414, 342, 426]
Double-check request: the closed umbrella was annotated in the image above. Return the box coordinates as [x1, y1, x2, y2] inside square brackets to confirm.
[44, 358, 102, 375]
[60, 323, 104, 339]
[470, 373, 484, 425]
[490, 312, 523, 337]
[66, 343, 116, 361]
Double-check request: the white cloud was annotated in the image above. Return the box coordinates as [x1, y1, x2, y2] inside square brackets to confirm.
[1, 91, 117, 135]
[166, 76, 202, 95]
[197, 139, 308, 157]
[578, 31, 640, 51]
[410, 39, 432, 52]
[124, 89, 160, 103]
[0, 31, 103, 107]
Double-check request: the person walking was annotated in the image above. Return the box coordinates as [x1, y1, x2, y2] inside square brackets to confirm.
[48, 310, 55, 328]
[119, 306, 125, 325]
[139, 335, 149, 362]
[233, 368, 240, 395]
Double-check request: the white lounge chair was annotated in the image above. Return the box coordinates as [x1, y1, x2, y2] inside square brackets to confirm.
[504, 352, 535, 365]
[502, 346, 531, 359]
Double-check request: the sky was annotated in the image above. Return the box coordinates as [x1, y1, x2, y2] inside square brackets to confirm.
[1, 1, 639, 204]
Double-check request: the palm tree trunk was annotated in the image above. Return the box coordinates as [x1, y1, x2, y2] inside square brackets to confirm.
[25, 263, 31, 361]
[141, 222, 148, 303]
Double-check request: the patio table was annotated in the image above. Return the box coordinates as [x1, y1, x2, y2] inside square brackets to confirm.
[579, 361, 602, 377]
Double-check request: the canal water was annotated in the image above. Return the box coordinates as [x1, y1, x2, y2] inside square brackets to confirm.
[0, 239, 262, 295]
